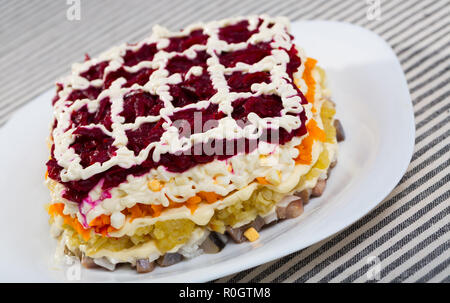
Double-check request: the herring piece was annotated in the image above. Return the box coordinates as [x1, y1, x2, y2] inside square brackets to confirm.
[136, 259, 155, 273]
[226, 216, 265, 243]
[250, 215, 265, 231]
[276, 198, 303, 219]
[262, 211, 278, 225]
[294, 189, 310, 205]
[156, 253, 183, 267]
[276, 195, 300, 209]
[334, 119, 345, 142]
[200, 232, 228, 254]
[285, 199, 304, 218]
[311, 179, 327, 197]
[225, 227, 245, 243]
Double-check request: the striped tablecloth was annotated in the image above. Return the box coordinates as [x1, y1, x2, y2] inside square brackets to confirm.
[1, 0, 448, 282]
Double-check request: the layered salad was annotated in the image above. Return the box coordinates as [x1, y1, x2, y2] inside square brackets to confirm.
[45, 15, 344, 273]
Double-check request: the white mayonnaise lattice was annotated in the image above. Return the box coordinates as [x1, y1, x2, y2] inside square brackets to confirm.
[51, 15, 310, 182]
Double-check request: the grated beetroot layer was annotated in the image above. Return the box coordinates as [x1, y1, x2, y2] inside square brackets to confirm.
[48, 19, 306, 203]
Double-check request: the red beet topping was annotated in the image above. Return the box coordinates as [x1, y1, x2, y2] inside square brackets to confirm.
[104, 67, 155, 88]
[71, 97, 113, 131]
[170, 69, 217, 107]
[80, 61, 108, 81]
[231, 95, 283, 122]
[126, 121, 165, 155]
[120, 91, 164, 123]
[226, 71, 271, 93]
[166, 50, 210, 75]
[51, 83, 64, 105]
[165, 29, 209, 52]
[47, 108, 306, 203]
[286, 45, 301, 81]
[124, 43, 157, 67]
[170, 103, 224, 137]
[67, 86, 102, 102]
[70, 127, 117, 168]
[48, 19, 309, 203]
[218, 19, 261, 44]
[219, 42, 272, 67]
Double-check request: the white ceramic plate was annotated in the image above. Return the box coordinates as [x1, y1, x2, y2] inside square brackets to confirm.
[0, 21, 415, 282]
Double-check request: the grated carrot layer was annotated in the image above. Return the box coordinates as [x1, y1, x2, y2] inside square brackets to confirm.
[295, 119, 326, 165]
[256, 177, 271, 185]
[303, 57, 318, 111]
[48, 203, 91, 241]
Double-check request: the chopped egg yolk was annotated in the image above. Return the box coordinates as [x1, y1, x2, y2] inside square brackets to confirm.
[148, 179, 163, 192]
[244, 227, 260, 242]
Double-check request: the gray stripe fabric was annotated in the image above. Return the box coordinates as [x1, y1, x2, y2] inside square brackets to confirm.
[0, 0, 448, 282]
